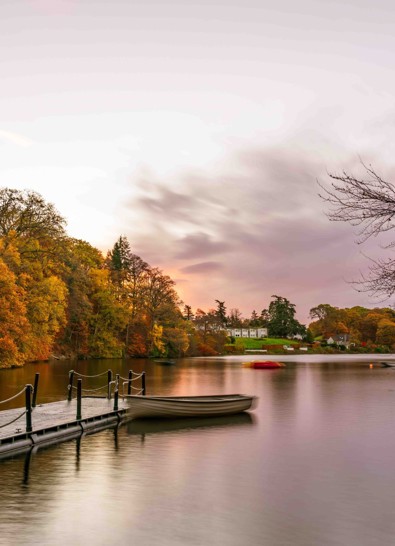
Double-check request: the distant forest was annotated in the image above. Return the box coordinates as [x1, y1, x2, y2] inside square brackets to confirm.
[1, 189, 394, 369]
[0, 188, 230, 368]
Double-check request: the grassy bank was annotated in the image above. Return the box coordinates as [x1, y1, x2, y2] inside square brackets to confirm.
[225, 337, 392, 355]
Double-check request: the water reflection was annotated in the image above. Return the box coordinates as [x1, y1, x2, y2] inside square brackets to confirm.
[3, 357, 395, 545]
[8, 414, 255, 485]
[22, 448, 32, 487]
[127, 412, 255, 436]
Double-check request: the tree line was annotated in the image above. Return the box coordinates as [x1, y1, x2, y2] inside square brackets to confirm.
[0, 188, 236, 367]
[0, 188, 309, 367]
[0, 188, 188, 367]
[3, 169, 395, 368]
[308, 304, 395, 347]
[187, 296, 307, 338]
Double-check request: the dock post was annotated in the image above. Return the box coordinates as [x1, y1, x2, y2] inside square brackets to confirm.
[25, 384, 33, 433]
[142, 371, 146, 396]
[32, 373, 40, 408]
[107, 370, 112, 399]
[68, 370, 74, 401]
[76, 379, 82, 420]
[127, 370, 132, 395]
[114, 374, 119, 411]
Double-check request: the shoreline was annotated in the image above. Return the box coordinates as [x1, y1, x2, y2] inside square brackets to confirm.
[204, 353, 395, 362]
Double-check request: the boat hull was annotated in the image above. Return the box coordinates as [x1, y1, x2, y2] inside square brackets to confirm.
[124, 394, 257, 419]
[245, 361, 285, 369]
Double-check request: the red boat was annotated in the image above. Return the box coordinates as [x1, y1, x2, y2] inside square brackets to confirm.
[245, 361, 285, 369]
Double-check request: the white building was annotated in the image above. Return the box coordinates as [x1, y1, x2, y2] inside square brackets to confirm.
[225, 328, 268, 338]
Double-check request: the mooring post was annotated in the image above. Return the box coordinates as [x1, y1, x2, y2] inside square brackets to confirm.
[142, 371, 146, 396]
[68, 370, 74, 401]
[127, 370, 133, 395]
[107, 369, 112, 399]
[25, 384, 32, 433]
[76, 379, 82, 420]
[114, 374, 119, 411]
[32, 373, 40, 408]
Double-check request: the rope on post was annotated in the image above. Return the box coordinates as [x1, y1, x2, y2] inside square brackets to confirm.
[78, 384, 108, 394]
[119, 371, 144, 382]
[69, 369, 112, 399]
[73, 370, 110, 378]
[119, 370, 147, 397]
[121, 381, 145, 396]
[0, 385, 29, 405]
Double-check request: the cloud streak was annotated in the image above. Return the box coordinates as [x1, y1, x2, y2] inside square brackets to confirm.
[0, 130, 33, 148]
[120, 143, 390, 323]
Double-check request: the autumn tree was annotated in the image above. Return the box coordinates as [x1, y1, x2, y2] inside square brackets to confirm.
[0, 189, 70, 361]
[376, 319, 395, 347]
[0, 188, 66, 267]
[132, 266, 182, 356]
[0, 259, 30, 367]
[309, 304, 346, 338]
[59, 239, 104, 357]
[24, 274, 68, 360]
[88, 269, 129, 357]
[106, 236, 151, 352]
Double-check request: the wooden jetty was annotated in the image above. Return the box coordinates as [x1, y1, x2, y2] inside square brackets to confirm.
[0, 367, 256, 460]
[0, 397, 130, 459]
[0, 369, 146, 459]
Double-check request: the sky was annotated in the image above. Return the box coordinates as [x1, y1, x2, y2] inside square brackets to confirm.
[2, 0, 395, 324]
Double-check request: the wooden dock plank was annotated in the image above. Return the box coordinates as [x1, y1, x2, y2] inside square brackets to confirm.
[0, 397, 130, 440]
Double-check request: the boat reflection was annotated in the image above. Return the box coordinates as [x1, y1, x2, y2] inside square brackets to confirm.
[126, 412, 255, 436]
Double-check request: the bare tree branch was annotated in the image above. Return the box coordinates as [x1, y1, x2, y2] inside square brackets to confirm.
[319, 162, 395, 300]
[350, 255, 395, 299]
[318, 161, 395, 245]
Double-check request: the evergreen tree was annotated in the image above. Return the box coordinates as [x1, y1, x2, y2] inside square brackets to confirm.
[267, 295, 306, 338]
[215, 300, 227, 326]
[227, 308, 243, 327]
[250, 310, 260, 326]
[183, 304, 194, 320]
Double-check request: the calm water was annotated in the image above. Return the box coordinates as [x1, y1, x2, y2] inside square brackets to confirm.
[1, 355, 395, 546]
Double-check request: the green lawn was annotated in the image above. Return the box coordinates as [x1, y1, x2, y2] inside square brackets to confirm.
[235, 337, 299, 349]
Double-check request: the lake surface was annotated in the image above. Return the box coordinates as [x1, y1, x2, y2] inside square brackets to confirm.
[1, 355, 395, 546]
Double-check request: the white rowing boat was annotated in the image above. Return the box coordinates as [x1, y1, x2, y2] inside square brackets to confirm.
[124, 394, 257, 419]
